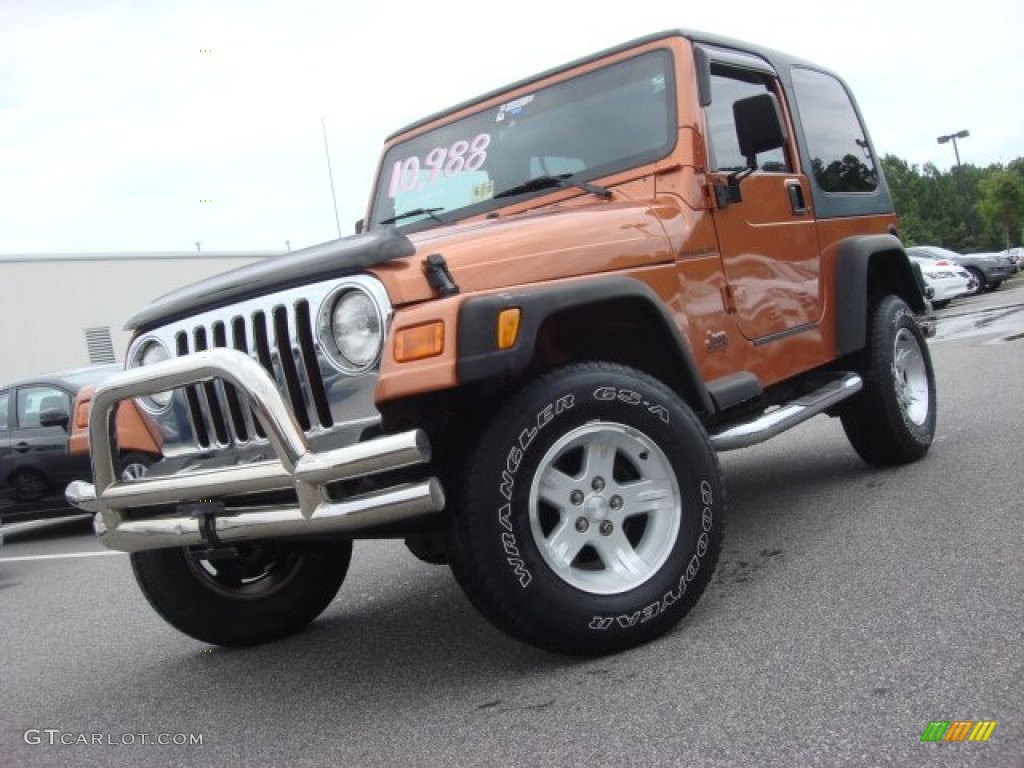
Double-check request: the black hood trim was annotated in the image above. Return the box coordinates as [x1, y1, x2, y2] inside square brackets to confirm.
[126, 229, 415, 332]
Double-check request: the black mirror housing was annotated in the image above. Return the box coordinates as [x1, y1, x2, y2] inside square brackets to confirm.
[734, 93, 787, 166]
[39, 408, 70, 431]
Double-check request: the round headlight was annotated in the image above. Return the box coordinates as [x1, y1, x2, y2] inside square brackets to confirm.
[330, 290, 383, 370]
[128, 338, 173, 413]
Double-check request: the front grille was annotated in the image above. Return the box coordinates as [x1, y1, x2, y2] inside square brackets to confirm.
[130, 277, 390, 453]
[175, 299, 332, 448]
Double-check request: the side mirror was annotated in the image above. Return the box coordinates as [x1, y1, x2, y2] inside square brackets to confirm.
[734, 93, 787, 164]
[39, 408, 70, 432]
[716, 93, 788, 208]
[354, 218, 365, 235]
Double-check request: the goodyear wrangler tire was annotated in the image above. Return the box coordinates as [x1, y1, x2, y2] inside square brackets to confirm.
[841, 295, 936, 466]
[131, 540, 352, 646]
[451, 363, 724, 655]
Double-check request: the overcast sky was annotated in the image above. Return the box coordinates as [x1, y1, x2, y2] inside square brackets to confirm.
[2, 0, 1021, 253]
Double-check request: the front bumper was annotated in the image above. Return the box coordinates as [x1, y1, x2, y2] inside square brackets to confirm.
[67, 349, 444, 553]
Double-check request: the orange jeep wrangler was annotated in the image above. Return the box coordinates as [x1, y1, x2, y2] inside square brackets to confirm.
[68, 384, 162, 481]
[68, 29, 934, 655]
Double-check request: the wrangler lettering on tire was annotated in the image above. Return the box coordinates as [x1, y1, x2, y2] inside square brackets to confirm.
[451, 362, 724, 655]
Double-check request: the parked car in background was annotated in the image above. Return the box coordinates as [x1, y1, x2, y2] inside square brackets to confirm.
[966, 251, 1017, 289]
[68, 383, 163, 480]
[0, 365, 161, 504]
[907, 251, 974, 308]
[908, 246, 1014, 295]
[1002, 247, 1022, 272]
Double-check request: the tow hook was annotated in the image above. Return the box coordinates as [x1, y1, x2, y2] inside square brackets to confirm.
[181, 500, 238, 561]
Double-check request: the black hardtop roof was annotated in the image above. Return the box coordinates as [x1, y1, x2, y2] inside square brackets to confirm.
[386, 28, 829, 141]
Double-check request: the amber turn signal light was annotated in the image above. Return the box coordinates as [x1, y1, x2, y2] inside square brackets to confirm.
[497, 308, 521, 350]
[74, 400, 91, 429]
[394, 321, 444, 362]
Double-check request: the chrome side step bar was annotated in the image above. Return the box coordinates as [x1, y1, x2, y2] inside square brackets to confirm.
[66, 349, 445, 553]
[709, 372, 862, 451]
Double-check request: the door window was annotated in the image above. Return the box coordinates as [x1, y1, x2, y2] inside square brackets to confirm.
[16, 386, 70, 429]
[0, 390, 9, 430]
[706, 66, 790, 173]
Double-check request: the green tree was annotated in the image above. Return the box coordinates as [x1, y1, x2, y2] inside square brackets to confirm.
[976, 169, 1024, 248]
[877, 154, 1024, 251]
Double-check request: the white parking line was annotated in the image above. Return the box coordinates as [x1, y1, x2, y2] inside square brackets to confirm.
[0, 551, 126, 563]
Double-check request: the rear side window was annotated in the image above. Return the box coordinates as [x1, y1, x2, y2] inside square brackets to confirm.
[16, 386, 70, 429]
[791, 67, 877, 193]
[0, 390, 8, 430]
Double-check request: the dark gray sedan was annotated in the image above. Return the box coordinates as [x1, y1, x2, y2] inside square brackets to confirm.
[907, 245, 1015, 294]
[0, 364, 118, 503]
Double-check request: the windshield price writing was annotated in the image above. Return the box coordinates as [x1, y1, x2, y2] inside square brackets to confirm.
[388, 133, 491, 198]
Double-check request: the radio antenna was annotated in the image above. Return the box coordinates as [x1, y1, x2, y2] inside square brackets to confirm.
[321, 116, 343, 239]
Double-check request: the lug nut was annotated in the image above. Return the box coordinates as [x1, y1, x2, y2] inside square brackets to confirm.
[599, 521, 613, 536]
[575, 517, 589, 533]
[610, 495, 623, 510]
[592, 477, 605, 492]
[570, 490, 584, 506]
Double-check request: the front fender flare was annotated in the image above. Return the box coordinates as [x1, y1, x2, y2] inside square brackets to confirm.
[456, 276, 715, 415]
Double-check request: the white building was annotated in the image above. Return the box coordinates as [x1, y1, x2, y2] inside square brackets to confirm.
[1, 251, 281, 382]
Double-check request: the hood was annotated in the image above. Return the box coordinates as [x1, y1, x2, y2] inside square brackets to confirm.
[374, 199, 679, 305]
[126, 228, 415, 331]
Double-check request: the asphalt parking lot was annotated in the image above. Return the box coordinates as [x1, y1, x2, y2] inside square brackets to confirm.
[1, 279, 1022, 767]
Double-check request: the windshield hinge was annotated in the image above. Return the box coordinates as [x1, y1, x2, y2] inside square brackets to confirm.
[423, 253, 460, 297]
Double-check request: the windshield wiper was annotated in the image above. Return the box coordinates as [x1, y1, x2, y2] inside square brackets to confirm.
[379, 207, 446, 225]
[493, 174, 611, 200]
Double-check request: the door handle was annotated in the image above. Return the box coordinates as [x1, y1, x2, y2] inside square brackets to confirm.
[786, 181, 808, 215]
[14, 441, 31, 453]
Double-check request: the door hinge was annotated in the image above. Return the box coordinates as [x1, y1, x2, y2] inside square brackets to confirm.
[722, 285, 737, 314]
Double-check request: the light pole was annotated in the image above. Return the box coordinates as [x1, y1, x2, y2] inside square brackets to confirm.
[937, 129, 972, 244]
[937, 129, 970, 167]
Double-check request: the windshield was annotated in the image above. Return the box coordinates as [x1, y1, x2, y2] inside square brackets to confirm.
[367, 49, 676, 230]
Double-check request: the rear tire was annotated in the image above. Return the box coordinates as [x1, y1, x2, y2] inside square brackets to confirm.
[841, 295, 936, 466]
[131, 539, 352, 646]
[451, 362, 724, 656]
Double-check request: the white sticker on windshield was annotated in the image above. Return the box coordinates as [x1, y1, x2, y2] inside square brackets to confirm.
[496, 94, 534, 122]
[471, 179, 495, 202]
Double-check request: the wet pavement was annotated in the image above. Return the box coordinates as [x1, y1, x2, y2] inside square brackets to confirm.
[931, 301, 1024, 344]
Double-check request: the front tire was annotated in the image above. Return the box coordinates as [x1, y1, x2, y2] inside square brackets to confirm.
[131, 539, 352, 646]
[118, 452, 153, 482]
[841, 295, 936, 466]
[967, 268, 986, 294]
[451, 363, 724, 655]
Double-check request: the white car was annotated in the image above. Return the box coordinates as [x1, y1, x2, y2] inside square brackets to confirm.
[908, 252, 974, 308]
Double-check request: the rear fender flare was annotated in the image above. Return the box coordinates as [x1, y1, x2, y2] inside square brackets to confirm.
[834, 235, 926, 356]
